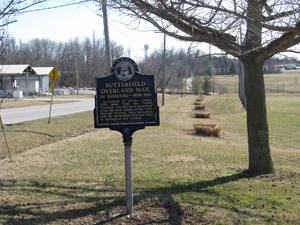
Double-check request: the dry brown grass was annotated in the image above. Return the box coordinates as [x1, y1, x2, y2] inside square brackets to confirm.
[195, 111, 211, 118]
[193, 123, 221, 137]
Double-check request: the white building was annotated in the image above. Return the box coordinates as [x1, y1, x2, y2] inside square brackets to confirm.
[0, 65, 52, 96]
[31, 67, 52, 94]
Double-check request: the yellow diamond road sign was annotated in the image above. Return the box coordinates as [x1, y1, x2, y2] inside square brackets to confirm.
[49, 67, 60, 83]
[49, 66, 60, 93]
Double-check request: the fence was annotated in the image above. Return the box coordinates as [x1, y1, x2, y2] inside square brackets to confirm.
[211, 71, 300, 95]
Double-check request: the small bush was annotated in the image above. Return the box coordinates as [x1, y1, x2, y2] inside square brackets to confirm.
[203, 75, 213, 95]
[195, 112, 211, 118]
[192, 78, 203, 94]
[194, 123, 221, 137]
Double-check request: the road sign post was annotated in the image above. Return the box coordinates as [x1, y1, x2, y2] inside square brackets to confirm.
[94, 57, 160, 215]
[48, 66, 60, 124]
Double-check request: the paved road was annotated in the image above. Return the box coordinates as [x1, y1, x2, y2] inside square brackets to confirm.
[1, 99, 94, 125]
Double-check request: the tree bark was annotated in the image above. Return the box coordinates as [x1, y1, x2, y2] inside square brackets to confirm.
[243, 57, 275, 176]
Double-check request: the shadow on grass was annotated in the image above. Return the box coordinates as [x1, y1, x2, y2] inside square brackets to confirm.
[4, 129, 55, 137]
[0, 172, 247, 225]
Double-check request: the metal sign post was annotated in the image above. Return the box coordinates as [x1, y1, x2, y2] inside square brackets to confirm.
[116, 126, 147, 215]
[112, 126, 143, 215]
[48, 66, 60, 124]
[124, 133, 133, 214]
[94, 57, 160, 215]
[48, 93, 54, 124]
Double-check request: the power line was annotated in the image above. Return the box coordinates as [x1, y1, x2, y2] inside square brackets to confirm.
[21, 1, 87, 14]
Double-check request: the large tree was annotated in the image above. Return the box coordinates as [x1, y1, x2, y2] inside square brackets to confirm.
[110, 0, 300, 176]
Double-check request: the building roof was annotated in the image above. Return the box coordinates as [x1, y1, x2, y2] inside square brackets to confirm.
[0, 65, 54, 76]
[32, 67, 54, 75]
[0, 65, 33, 75]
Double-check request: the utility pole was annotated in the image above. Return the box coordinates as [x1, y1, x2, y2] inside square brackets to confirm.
[185, 54, 188, 95]
[185, 43, 193, 95]
[63, 50, 81, 94]
[76, 60, 79, 95]
[209, 43, 215, 95]
[180, 71, 183, 97]
[102, 0, 112, 74]
[144, 44, 149, 61]
[162, 33, 166, 106]
[142, 44, 149, 73]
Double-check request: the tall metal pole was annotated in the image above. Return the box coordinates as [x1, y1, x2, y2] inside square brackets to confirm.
[48, 93, 53, 124]
[124, 139, 133, 215]
[185, 43, 193, 95]
[76, 59, 79, 95]
[102, 0, 112, 74]
[162, 33, 166, 106]
[180, 71, 183, 97]
[209, 44, 215, 95]
[185, 55, 188, 95]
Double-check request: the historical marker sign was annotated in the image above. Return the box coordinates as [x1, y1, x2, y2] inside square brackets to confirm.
[94, 57, 160, 215]
[94, 57, 160, 131]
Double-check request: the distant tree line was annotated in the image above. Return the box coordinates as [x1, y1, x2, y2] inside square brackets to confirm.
[0, 35, 124, 87]
[141, 48, 237, 92]
[0, 35, 298, 89]
[141, 47, 299, 92]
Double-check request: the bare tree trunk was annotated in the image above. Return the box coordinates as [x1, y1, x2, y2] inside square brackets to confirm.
[244, 58, 275, 176]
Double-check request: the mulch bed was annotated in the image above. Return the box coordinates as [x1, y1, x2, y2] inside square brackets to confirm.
[195, 105, 206, 110]
[195, 112, 211, 118]
[194, 123, 221, 137]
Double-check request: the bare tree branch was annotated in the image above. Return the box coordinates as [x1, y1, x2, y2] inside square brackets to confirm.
[196, 53, 227, 58]
[112, 0, 241, 57]
[257, 22, 300, 61]
[282, 49, 300, 54]
[262, 23, 296, 32]
[263, 8, 300, 22]
[0, 0, 47, 29]
[0, 19, 17, 28]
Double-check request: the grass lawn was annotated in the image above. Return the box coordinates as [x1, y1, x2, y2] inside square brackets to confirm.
[0, 94, 299, 225]
[0, 111, 95, 159]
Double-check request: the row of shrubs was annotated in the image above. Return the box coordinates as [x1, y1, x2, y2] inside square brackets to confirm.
[193, 95, 221, 137]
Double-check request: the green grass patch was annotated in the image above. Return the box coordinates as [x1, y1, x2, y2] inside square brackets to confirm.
[0, 111, 95, 159]
[0, 94, 299, 224]
[207, 93, 300, 150]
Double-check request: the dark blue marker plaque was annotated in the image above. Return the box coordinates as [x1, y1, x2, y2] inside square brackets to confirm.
[94, 57, 160, 141]
[94, 57, 160, 215]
